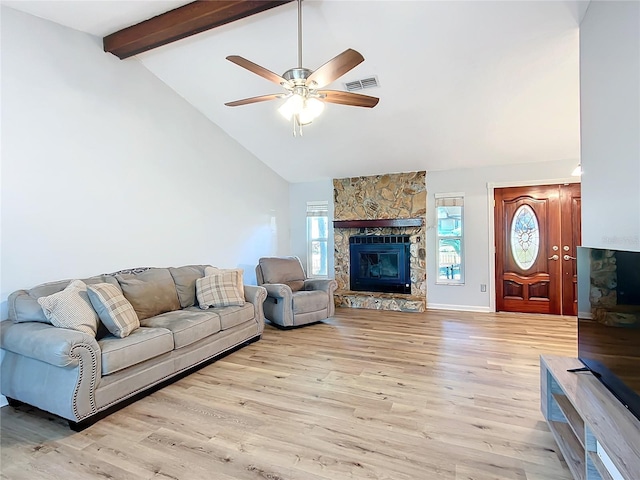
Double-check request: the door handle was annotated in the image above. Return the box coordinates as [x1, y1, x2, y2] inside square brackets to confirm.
[548, 254, 559, 261]
[563, 254, 576, 261]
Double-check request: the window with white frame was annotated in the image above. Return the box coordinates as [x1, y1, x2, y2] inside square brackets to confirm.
[306, 201, 328, 278]
[435, 194, 464, 284]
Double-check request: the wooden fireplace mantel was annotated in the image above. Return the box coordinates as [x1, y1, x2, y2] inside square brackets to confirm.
[333, 218, 424, 228]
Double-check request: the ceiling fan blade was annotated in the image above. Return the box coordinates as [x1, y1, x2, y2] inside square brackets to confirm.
[306, 49, 365, 89]
[226, 55, 288, 85]
[319, 90, 379, 108]
[225, 93, 284, 107]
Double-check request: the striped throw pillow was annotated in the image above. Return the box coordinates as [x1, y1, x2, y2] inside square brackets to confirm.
[37, 280, 99, 336]
[87, 283, 140, 338]
[196, 272, 245, 309]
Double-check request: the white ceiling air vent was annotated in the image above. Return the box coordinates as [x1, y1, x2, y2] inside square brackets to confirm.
[344, 76, 379, 92]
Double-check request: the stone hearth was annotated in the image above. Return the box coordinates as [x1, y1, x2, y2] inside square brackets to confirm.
[333, 171, 426, 312]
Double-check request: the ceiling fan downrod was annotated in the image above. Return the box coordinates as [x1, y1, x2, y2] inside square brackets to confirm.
[297, 0, 303, 68]
[290, 0, 310, 137]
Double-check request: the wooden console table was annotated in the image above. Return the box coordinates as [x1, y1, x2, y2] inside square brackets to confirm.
[540, 355, 640, 480]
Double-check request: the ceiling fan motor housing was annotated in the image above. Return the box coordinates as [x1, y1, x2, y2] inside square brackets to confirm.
[283, 68, 313, 86]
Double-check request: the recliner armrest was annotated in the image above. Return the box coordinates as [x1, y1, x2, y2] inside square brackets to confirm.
[304, 279, 338, 294]
[262, 283, 293, 300]
[303, 279, 338, 318]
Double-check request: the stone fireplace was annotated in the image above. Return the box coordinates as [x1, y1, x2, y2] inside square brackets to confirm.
[333, 171, 426, 312]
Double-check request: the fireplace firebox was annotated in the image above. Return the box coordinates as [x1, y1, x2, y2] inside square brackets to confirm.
[349, 235, 411, 294]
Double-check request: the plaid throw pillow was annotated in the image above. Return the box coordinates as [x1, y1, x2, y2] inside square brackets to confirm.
[37, 280, 99, 336]
[204, 266, 245, 297]
[196, 272, 245, 309]
[87, 283, 140, 338]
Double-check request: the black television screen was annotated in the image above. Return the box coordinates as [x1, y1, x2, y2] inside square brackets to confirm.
[577, 246, 640, 421]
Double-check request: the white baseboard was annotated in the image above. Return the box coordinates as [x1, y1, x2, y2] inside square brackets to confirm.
[0, 395, 8, 408]
[427, 303, 492, 313]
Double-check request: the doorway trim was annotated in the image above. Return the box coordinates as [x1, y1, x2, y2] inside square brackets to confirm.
[487, 177, 580, 312]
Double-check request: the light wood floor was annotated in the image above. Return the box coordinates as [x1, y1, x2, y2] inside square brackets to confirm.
[1, 308, 577, 480]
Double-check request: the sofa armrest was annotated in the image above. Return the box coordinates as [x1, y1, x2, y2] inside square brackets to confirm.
[1, 320, 100, 368]
[243, 285, 267, 334]
[0, 319, 101, 422]
[244, 284, 266, 304]
[304, 279, 338, 294]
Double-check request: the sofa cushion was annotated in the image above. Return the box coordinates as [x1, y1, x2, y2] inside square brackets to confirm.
[208, 303, 254, 330]
[10, 275, 119, 324]
[140, 310, 221, 349]
[293, 290, 328, 314]
[87, 283, 140, 338]
[37, 280, 100, 336]
[169, 265, 207, 309]
[116, 268, 180, 320]
[98, 327, 174, 375]
[204, 266, 245, 298]
[196, 272, 245, 309]
[259, 257, 305, 292]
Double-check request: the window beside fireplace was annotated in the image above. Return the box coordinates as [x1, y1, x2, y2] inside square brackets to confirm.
[306, 201, 328, 278]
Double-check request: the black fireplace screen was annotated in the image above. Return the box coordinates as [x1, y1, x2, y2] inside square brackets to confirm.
[349, 235, 411, 294]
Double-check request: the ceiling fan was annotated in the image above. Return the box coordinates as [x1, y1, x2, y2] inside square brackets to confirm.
[225, 0, 379, 135]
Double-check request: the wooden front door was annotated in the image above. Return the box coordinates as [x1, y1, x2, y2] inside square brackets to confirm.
[495, 184, 581, 315]
[560, 183, 581, 315]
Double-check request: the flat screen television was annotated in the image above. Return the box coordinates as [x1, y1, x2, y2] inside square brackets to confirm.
[577, 246, 640, 421]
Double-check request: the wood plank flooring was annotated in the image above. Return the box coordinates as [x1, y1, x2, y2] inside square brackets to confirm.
[0, 308, 577, 479]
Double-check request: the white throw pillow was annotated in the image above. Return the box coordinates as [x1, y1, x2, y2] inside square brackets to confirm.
[204, 266, 244, 298]
[196, 272, 245, 309]
[37, 280, 99, 336]
[87, 282, 140, 338]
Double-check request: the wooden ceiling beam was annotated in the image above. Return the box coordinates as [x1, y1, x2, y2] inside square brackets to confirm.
[103, 0, 294, 60]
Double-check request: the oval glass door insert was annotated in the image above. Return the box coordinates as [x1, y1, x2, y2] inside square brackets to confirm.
[510, 205, 540, 270]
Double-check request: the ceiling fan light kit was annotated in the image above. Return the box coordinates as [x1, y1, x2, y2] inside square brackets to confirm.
[279, 95, 324, 125]
[225, 0, 379, 136]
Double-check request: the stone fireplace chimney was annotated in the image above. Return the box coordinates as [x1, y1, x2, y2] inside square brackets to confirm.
[332, 171, 426, 312]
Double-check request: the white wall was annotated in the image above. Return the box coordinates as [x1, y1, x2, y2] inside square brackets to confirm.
[579, 1, 640, 251]
[0, 7, 291, 313]
[289, 180, 334, 277]
[426, 160, 578, 311]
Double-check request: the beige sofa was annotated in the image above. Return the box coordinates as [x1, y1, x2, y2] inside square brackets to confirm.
[0, 265, 266, 429]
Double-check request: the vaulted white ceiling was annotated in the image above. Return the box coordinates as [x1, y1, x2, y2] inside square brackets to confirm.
[3, 0, 587, 183]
